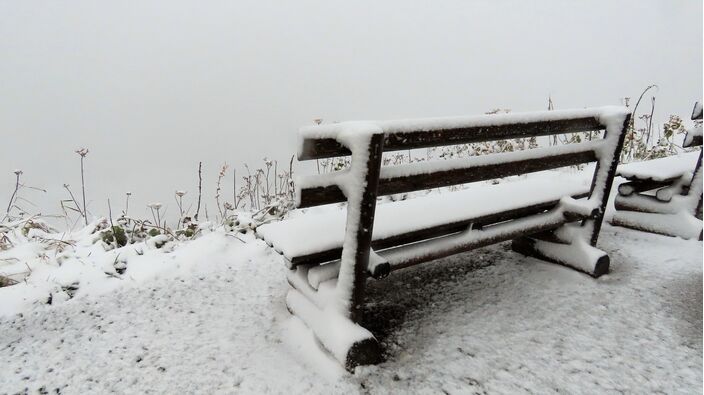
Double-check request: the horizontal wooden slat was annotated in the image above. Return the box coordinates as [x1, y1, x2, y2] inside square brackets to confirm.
[382, 210, 571, 272]
[298, 148, 597, 208]
[289, 192, 589, 267]
[617, 179, 674, 197]
[299, 117, 604, 160]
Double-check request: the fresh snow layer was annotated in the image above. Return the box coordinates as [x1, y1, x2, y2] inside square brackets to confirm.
[259, 172, 592, 260]
[616, 151, 701, 181]
[684, 124, 703, 147]
[299, 106, 628, 142]
[0, 224, 700, 394]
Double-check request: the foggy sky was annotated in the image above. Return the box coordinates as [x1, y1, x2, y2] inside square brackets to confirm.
[1, 0, 701, 224]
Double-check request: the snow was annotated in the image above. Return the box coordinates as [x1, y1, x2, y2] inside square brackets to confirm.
[0, 221, 257, 317]
[617, 151, 701, 181]
[612, 210, 702, 239]
[259, 171, 593, 261]
[684, 124, 703, 147]
[287, 289, 375, 365]
[0, 223, 700, 393]
[299, 106, 628, 142]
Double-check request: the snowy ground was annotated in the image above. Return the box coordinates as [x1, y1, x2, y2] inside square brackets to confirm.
[0, 221, 701, 394]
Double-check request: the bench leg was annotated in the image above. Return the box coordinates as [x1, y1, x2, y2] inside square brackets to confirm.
[285, 133, 385, 371]
[336, 133, 385, 322]
[586, 113, 630, 247]
[512, 232, 610, 277]
[513, 114, 630, 277]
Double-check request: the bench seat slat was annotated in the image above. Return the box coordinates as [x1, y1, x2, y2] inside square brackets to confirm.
[258, 173, 592, 265]
[616, 151, 701, 182]
[292, 193, 588, 267]
[298, 141, 599, 208]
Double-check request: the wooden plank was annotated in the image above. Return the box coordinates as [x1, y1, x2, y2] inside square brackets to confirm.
[617, 179, 673, 197]
[690, 151, 703, 220]
[381, 211, 570, 272]
[585, 113, 630, 245]
[346, 134, 384, 323]
[614, 194, 668, 213]
[298, 149, 597, 208]
[289, 192, 589, 268]
[299, 117, 604, 160]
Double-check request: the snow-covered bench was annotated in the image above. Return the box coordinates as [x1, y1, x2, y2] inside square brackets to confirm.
[258, 107, 630, 370]
[611, 102, 703, 239]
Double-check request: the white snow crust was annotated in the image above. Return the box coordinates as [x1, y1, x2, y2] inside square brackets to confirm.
[617, 151, 701, 181]
[0, 222, 700, 393]
[299, 106, 627, 143]
[684, 124, 703, 147]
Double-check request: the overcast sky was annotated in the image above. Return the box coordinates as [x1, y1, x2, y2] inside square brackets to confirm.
[1, 0, 701, 224]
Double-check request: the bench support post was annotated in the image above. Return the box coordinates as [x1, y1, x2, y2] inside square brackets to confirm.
[334, 133, 385, 369]
[344, 133, 385, 323]
[513, 114, 631, 277]
[282, 133, 385, 371]
[587, 113, 630, 246]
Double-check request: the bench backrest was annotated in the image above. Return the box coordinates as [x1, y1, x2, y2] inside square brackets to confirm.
[296, 108, 631, 216]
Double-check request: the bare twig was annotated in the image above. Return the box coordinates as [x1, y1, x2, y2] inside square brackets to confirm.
[63, 184, 84, 219]
[108, 198, 114, 230]
[125, 192, 131, 216]
[195, 162, 203, 221]
[5, 170, 22, 217]
[233, 168, 239, 209]
[215, 163, 228, 221]
[75, 148, 89, 226]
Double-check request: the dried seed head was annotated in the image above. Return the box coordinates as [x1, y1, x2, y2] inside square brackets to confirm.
[75, 148, 89, 157]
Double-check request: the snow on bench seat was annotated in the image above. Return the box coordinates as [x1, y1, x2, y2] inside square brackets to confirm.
[616, 151, 701, 182]
[257, 173, 592, 261]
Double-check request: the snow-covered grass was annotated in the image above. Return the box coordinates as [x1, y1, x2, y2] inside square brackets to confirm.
[0, 221, 700, 393]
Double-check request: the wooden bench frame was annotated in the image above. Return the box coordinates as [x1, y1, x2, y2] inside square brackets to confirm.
[271, 108, 630, 370]
[611, 102, 703, 239]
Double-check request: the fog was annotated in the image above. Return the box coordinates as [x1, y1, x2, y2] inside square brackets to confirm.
[1, 0, 701, 224]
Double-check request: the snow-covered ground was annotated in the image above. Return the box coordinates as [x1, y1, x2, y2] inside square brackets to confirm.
[0, 220, 701, 394]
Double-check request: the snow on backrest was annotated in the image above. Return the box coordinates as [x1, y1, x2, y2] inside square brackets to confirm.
[298, 107, 623, 160]
[295, 107, 630, 209]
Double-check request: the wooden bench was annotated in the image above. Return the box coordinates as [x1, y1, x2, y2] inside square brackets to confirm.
[257, 107, 630, 370]
[611, 102, 703, 239]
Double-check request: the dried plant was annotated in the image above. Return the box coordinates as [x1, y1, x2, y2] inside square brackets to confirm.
[75, 148, 89, 226]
